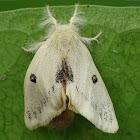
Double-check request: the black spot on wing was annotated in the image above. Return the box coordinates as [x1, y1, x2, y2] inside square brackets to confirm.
[26, 110, 32, 120]
[63, 60, 74, 82]
[55, 68, 66, 84]
[52, 85, 55, 92]
[26, 93, 50, 120]
[37, 106, 42, 113]
[55, 59, 74, 84]
[32, 111, 37, 118]
[30, 74, 36, 83]
[92, 75, 98, 84]
[76, 86, 79, 93]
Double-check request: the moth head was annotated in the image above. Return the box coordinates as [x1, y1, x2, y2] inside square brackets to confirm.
[40, 5, 85, 33]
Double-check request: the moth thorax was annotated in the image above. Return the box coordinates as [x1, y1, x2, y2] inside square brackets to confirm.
[53, 25, 77, 43]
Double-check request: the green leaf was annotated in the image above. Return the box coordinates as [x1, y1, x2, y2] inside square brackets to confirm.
[0, 5, 140, 140]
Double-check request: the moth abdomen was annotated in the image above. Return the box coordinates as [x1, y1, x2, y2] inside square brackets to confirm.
[48, 96, 74, 128]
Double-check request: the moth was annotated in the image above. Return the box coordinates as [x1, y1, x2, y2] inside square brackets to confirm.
[23, 5, 119, 133]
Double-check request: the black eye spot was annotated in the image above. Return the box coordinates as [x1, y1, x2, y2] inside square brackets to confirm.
[30, 74, 36, 83]
[92, 75, 98, 84]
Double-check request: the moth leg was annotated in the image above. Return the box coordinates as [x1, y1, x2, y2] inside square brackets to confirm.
[82, 31, 102, 44]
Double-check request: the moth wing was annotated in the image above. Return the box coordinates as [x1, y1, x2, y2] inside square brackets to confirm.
[24, 43, 66, 130]
[66, 44, 119, 133]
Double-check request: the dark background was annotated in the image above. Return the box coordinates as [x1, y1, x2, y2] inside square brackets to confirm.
[0, 0, 140, 11]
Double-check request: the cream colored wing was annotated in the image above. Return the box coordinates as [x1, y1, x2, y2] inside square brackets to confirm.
[24, 43, 67, 130]
[66, 43, 119, 133]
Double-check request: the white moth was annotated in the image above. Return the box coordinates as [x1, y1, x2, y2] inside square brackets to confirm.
[23, 5, 119, 133]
